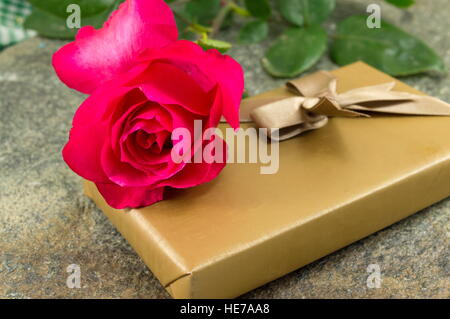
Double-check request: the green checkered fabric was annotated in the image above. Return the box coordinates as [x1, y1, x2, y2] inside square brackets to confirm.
[0, 0, 35, 50]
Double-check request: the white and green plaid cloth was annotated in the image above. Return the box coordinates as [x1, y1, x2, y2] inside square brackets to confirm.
[0, 0, 35, 50]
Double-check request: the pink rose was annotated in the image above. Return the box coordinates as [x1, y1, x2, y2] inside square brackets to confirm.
[53, 0, 244, 209]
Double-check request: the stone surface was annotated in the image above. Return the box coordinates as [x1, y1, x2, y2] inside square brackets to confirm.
[0, 0, 449, 298]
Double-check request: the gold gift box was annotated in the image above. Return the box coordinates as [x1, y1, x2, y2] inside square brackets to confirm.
[84, 62, 450, 298]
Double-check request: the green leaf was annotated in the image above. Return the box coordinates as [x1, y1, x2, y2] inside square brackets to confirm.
[184, 0, 221, 25]
[244, 0, 271, 20]
[278, 0, 335, 27]
[24, 7, 75, 39]
[173, 11, 197, 40]
[262, 25, 327, 78]
[230, 3, 250, 17]
[238, 20, 268, 44]
[27, 0, 117, 19]
[385, 0, 415, 8]
[24, 0, 120, 39]
[331, 15, 446, 76]
[197, 37, 232, 53]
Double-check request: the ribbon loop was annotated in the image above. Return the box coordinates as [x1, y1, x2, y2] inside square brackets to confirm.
[286, 71, 336, 97]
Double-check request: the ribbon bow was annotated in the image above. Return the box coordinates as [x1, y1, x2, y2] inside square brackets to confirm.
[239, 71, 450, 141]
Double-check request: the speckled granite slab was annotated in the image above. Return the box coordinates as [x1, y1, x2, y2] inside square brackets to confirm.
[0, 0, 449, 298]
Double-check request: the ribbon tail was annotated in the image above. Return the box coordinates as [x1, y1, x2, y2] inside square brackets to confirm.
[346, 95, 450, 116]
[336, 82, 450, 116]
[264, 116, 328, 142]
[340, 82, 397, 96]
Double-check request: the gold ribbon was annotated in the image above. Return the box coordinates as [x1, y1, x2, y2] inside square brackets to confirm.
[238, 71, 450, 141]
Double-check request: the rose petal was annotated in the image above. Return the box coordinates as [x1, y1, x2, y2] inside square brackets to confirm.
[207, 87, 223, 129]
[62, 86, 134, 183]
[203, 49, 244, 129]
[62, 119, 109, 183]
[137, 62, 215, 116]
[52, 0, 178, 94]
[101, 144, 156, 187]
[160, 136, 227, 188]
[96, 182, 165, 209]
[101, 142, 185, 187]
[135, 40, 244, 129]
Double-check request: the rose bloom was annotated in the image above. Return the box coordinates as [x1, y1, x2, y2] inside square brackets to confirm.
[53, 0, 244, 209]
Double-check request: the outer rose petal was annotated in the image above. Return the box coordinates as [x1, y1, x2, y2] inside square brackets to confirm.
[138, 61, 215, 116]
[96, 183, 165, 209]
[62, 86, 137, 183]
[52, 0, 178, 94]
[63, 119, 109, 183]
[135, 40, 244, 129]
[203, 49, 244, 129]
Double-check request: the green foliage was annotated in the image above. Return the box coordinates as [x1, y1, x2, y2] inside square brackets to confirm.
[385, 0, 415, 8]
[173, 10, 197, 40]
[184, 0, 221, 25]
[27, 0, 117, 18]
[197, 36, 232, 53]
[331, 15, 446, 76]
[25, 0, 122, 39]
[24, 0, 443, 78]
[238, 20, 268, 44]
[244, 0, 271, 20]
[262, 25, 327, 78]
[278, 0, 335, 27]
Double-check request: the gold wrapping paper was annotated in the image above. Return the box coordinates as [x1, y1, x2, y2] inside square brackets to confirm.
[84, 62, 450, 298]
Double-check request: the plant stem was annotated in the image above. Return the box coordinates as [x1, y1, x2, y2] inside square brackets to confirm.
[173, 10, 191, 26]
[210, 1, 234, 37]
[173, 0, 246, 40]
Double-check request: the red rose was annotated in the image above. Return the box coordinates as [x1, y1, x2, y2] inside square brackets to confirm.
[53, 0, 244, 208]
